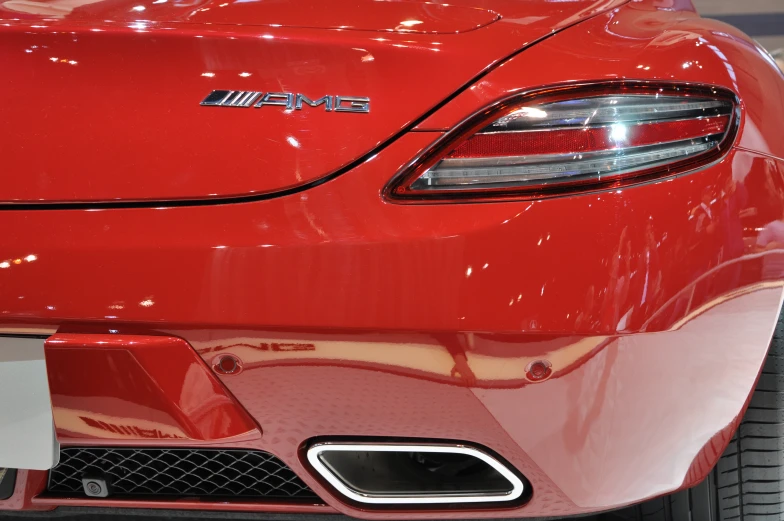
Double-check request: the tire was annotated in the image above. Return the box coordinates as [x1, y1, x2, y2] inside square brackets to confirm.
[606, 310, 784, 521]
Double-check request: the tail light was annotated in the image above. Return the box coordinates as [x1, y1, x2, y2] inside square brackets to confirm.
[386, 83, 739, 202]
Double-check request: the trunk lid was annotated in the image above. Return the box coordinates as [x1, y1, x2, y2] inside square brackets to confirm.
[0, 0, 625, 203]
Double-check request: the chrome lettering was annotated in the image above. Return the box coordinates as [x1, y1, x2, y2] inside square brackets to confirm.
[201, 91, 369, 113]
[295, 94, 333, 111]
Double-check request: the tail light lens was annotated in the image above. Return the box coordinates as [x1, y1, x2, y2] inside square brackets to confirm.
[386, 84, 738, 202]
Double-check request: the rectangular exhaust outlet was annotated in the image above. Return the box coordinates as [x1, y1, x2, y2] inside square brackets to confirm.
[306, 442, 525, 505]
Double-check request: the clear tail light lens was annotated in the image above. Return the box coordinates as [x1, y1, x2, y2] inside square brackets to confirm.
[386, 84, 738, 202]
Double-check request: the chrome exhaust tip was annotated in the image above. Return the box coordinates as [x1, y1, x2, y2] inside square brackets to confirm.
[306, 442, 525, 505]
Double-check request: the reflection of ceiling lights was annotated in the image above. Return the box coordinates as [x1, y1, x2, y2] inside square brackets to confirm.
[0, 254, 37, 269]
[48, 57, 78, 65]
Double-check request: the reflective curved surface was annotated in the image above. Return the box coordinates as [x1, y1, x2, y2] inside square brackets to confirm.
[0, 0, 783, 517]
[0, 0, 625, 203]
[417, 2, 784, 165]
[46, 333, 261, 443]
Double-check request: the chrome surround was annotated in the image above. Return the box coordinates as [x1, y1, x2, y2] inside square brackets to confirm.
[201, 90, 369, 113]
[256, 92, 294, 110]
[334, 96, 370, 113]
[296, 94, 333, 111]
[306, 442, 525, 505]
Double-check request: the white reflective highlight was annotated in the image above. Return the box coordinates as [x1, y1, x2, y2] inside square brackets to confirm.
[610, 123, 628, 142]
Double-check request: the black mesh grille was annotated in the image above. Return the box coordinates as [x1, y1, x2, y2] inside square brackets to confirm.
[48, 447, 319, 501]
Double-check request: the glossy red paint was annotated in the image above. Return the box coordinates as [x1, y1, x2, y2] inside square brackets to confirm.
[197, 287, 783, 517]
[3, 142, 781, 334]
[45, 333, 261, 443]
[0, 0, 626, 204]
[0, 471, 49, 512]
[0, 0, 783, 517]
[58, 0, 501, 32]
[0, 146, 778, 517]
[415, 7, 784, 165]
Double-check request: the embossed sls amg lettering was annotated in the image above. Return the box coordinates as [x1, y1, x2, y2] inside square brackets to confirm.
[201, 90, 370, 113]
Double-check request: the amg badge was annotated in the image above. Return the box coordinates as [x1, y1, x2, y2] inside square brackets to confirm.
[201, 90, 370, 113]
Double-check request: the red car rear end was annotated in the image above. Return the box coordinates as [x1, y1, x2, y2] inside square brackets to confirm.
[0, 0, 783, 519]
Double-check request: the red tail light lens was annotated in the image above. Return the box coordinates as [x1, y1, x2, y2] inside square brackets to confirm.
[387, 84, 738, 202]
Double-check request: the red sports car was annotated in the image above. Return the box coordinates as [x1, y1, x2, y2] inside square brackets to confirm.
[1, 0, 783, 519]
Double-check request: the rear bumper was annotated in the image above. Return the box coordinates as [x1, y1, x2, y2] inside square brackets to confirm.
[0, 144, 783, 518]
